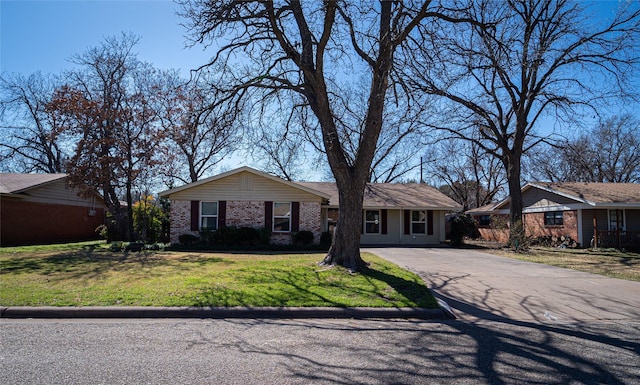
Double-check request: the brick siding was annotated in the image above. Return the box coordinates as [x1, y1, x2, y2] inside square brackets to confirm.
[169, 200, 197, 243]
[475, 211, 579, 245]
[525, 210, 578, 241]
[169, 200, 322, 245]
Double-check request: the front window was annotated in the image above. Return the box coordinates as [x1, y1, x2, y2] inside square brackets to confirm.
[201, 202, 218, 230]
[478, 215, 491, 227]
[544, 211, 563, 226]
[411, 210, 427, 234]
[609, 209, 624, 231]
[364, 210, 380, 234]
[273, 202, 291, 232]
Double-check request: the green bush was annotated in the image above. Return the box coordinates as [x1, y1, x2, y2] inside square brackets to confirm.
[215, 226, 239, 246]
[293, 230, 315, 246]
[199, 229, 216, 245]
[448, 214, 480, 246]
[237, 227, 261, 246]
[258, 227, 272, 245]
[178, 233, 199, 245]
[320, 231, 332, 247]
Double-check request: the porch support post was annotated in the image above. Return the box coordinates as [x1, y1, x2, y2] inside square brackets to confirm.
[593, 214, 598, 248]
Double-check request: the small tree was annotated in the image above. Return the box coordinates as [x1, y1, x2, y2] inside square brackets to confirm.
[132, 195, 166, 243]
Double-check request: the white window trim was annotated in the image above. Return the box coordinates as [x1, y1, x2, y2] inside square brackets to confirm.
[200, 201, 218, 230]
[411, 210, 427, 235]
[273, 202, 291, 233]
[364, 209, 381, 234]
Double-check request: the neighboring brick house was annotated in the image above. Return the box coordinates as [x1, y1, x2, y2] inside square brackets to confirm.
[468, 182, 640, 249]
[159, 166, 461, 245]
[0, 173, 106, 246]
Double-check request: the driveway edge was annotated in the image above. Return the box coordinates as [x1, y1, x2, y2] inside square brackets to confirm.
[1, 306, 455, 320]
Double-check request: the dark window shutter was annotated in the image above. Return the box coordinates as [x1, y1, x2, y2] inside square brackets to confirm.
[361, 210, 364, 234]
[190, 201, 200, 231]
[218, 201, 226, 228]
[291, 202, 300, 232]
[427, 210, 434, 235]
[265, 201, 273, 231]
[381, 209, 388, 235]
[404, 210, 410, 235]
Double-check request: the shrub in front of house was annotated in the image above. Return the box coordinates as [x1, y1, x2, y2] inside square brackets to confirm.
[320, 231, 332, 247]
[448, 214, 480, 246]
[237, 226, 261, 246]
[179, 233, 200, 245]
[293, 230, 315, 246]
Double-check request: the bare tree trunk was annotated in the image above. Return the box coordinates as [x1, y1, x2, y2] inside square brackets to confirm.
[322, 179, 368, 271]
[505, 153, 524, 247]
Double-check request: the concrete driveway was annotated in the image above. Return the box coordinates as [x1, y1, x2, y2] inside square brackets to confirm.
[365, 247, 640, 323]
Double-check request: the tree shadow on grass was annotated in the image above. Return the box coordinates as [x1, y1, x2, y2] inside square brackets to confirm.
[0, 249, 169, 276]
[360, 266, 439, 308]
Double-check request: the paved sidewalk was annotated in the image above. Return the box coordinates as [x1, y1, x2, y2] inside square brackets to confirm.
[366, 247, 640, 323]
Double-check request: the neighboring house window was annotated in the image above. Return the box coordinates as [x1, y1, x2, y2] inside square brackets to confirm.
[544, 211, 563, 226]
[273, 202, 291, 232]
[609, 209, 625, 231]
[201, 202, 218, 230]
[478, 215, 491, 227]
[411, 210, 427, 234]
[364, 210, 380, 234]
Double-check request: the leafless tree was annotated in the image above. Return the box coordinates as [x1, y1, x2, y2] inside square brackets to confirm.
[179, 1, 473, 269]
[158, 72, 241, 185]
[406, 0, 640, 245]
[529, 114, 640, 183]
[0, 72, 67, 173]
[424, 138, 505, 211]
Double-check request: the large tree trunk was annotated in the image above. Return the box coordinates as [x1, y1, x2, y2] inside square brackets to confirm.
[505, 152, 524, 248]
[322, 178, 369, 271]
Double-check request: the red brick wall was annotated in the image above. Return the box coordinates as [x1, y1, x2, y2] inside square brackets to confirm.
[169, 200, 322, 245]
[1, 199, 105, 246]
[524, 210, 578, 241]
[475, 211, 579, 244]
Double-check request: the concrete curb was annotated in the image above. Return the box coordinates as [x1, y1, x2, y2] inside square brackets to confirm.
[1, 306, 455, 320]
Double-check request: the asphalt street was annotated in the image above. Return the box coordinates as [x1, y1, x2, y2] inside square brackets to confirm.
[2, 318, 639, 385]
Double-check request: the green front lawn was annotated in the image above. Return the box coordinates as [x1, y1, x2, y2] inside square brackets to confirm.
[0, 242, 437, 308]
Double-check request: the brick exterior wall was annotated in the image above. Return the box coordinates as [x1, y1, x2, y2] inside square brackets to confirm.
[475, 211, 579, 245]
[525, 210, 578, 241]
[169, 200, 322, 245]
[226, 201, 265, 228]
[1, 199, 105, 246]
[169, 200, 197, 243]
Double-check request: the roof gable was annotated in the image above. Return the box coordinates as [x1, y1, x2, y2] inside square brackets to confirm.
[489, 182, 640, 212]
[159, 166, 331, 200]
[0, 173, 67, 194]
[528, 182, 640, 205]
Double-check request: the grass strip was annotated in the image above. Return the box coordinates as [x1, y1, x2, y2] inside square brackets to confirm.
[486, 246, 640, 281]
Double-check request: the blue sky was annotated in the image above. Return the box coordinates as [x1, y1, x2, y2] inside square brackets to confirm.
[1, 0, 626, 77]
[1, 0, 211, 76]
